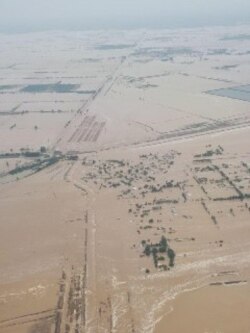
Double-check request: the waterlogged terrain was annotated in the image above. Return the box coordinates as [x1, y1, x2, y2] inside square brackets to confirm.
[207, 84, 250, 102]
[0, 25, 250, 333]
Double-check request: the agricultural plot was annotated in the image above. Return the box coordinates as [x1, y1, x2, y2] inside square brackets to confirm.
[68, 115, 106, 143]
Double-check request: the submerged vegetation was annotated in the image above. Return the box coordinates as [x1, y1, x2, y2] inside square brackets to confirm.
[142, 236, 176, 271]
[8, 155, 60, 176]
[0, 148, 64, 182]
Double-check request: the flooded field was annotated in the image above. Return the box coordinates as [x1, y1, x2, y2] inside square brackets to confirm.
[207, 84, 250, 102]
[0, 25, 250, 333]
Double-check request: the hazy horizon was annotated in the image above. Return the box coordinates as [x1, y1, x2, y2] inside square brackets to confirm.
[1, 0, 250, 33]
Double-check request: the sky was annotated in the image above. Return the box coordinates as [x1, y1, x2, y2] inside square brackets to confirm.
[0, 0, 250, 32]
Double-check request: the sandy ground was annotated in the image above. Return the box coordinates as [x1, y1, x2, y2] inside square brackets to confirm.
[0, 25, 250, 333]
